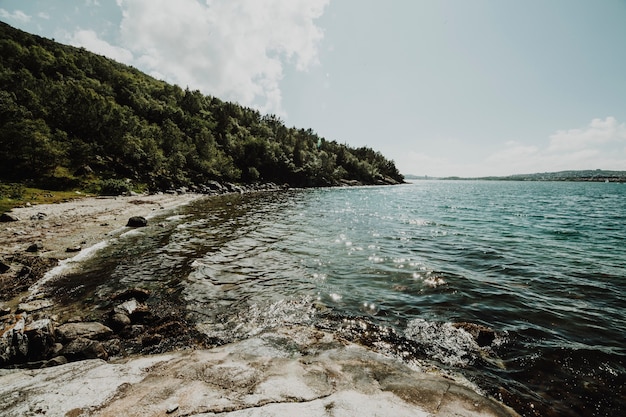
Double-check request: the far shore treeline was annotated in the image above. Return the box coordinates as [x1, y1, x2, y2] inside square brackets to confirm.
[0, 22, 403, 195]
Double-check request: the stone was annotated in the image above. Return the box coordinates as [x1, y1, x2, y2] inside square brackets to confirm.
[110, 312, 131, 329]
[17, 299, 54, 314]
[55, 322, 113, 342]
[111, 287, 151, 303]
[0, 212, 19, 222]
[65, 246, 82, 253]
[126, 216, 148, 227]
[0, 259, 10, 274]
[42, 355, 68, 368]
[24, 319, 56, 361]
[29, 212, 47, 221]
[26, 242, 44, 252]
[453, 322, 496, 347]
[60, 337, 108, 361]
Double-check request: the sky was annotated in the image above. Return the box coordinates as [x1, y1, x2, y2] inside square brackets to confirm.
[1, 0, 626, 177]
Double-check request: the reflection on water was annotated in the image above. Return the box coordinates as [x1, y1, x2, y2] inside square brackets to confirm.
[45, 182, 626, 417]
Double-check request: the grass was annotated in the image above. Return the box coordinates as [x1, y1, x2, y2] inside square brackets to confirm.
[0, 185, 90, 214]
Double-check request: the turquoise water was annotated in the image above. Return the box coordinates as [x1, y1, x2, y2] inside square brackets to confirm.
[48, 181, 625, 416]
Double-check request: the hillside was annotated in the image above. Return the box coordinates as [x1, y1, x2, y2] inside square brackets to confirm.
[0, 22, 403, 193]
[440, 170, 626, 182]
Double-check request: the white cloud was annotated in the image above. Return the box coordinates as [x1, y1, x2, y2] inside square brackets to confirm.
[399, 117, 626, 177]
[67, 29, 133, 63]
[0, 9, 31, 23]
[37, 12, 50, 20]
[548, 117, 626, 152]
[115, 0, 329, 114]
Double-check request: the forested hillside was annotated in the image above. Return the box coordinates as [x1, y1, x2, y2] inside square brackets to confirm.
[0, 22, 403, 193]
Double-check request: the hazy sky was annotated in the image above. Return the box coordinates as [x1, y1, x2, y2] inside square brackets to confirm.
[2, 0, 625, 177]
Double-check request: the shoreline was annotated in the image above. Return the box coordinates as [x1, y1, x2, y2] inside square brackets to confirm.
[0, 190, 520, 416]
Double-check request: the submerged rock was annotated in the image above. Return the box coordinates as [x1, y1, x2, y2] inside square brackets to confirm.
[111, 287, 151, 303]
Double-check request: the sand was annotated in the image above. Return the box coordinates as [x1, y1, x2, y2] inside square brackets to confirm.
[0, 192, 205, 261]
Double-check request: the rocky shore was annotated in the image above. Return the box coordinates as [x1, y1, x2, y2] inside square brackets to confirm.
[0, 185, 520, 416]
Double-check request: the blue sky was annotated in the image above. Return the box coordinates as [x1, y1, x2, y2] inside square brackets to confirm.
[1, 0, 625, 177]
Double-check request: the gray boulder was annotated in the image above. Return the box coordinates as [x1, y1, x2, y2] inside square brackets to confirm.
[55, 322, 113, 342]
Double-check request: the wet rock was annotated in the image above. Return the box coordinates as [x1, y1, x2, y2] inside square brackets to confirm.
[114, 299, 151, 323]
[453, 322, 496, 347]
[26, 242, 44, 253]
[65, 246, 82, 253]
[55, 322, 113, 343]
[17, 299, 53, 314]
[0, 213, 19, 222]
[60, 337, 108, 361]
[126, 216, 147, 227]
[112, 287, 151, 303]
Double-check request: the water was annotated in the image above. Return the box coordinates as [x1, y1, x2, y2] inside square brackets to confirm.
[45, 181, 625, 416]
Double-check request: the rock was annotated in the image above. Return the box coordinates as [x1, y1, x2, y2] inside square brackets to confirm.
[42, 355, 68, 368]
[111, 287, 151, 303]
[110, 312, 131, 329]
[103, 338, 122, 357]
[0, 213, 19, 222]
[126, 216, 147, 227]
[113, 299, 151, 323]
[23, 319, 56, 361]
[26, 242, 44, 252]
[17, 299, 53, 314]
[65, 246, 82, 253]
[0, 305, 11, 316]
[0, 315, 28, 366]
[60, 337, 108, 361]
[453, 322, 496, 347]
[0, 328, 521, 417]
[0, 259, 11, 274]
[29, 212, 47, 221]
[55, 322, 113, 342]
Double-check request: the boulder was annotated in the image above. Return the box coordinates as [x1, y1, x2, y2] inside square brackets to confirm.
[55, 322, 113, 342]
[60, 337, 108, 361]
[126, 216, 147, 227]
[0, 213, 19, 222]
[24, 318, 56, 361]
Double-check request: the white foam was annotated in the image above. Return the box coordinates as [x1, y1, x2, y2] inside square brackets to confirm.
[28, 240, 110, 298]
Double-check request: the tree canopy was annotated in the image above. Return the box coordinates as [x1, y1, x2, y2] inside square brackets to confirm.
[0, 22, 403, 191]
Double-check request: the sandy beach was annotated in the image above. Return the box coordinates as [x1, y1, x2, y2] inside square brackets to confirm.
[0, 192, 205, 261]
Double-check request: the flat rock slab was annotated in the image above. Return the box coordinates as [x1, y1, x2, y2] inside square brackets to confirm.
[0, 327, 519, 417]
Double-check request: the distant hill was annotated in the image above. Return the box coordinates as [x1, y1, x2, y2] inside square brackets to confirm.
[0, 21, 403, 192]
[440, 170, 626, 182]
